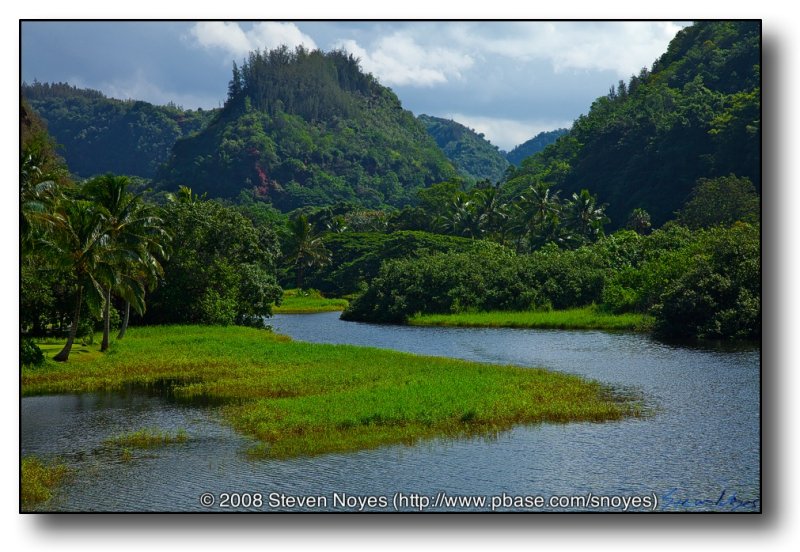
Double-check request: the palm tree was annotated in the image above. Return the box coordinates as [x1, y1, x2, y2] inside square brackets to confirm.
[47, 199, 114, 362]
[626, 208, 652, 235]
[470, 186, 508, 241]
[284, 215, 331, 289]
[511, 183, 562, 251]
[565, 189, 610, 245]
[20, 149, 64, 254]
[82, 175, 169, 349]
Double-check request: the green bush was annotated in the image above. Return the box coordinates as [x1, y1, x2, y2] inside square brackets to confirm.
[21, 339, 45, 367]
[652, 223, 760, 339]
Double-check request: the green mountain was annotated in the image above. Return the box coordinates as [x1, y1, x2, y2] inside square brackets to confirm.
[505, 128, 569, 166]
[418, 114, 509, 183]
[504, 21, 760, 228]
[157, 47, 456, 211]
[21, 82, 217, 179]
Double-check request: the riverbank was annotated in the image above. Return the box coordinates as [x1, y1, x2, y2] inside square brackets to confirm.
[409, 306, 653, 331]
[22, 325, 642, 459]
[273, 289, 348, 313]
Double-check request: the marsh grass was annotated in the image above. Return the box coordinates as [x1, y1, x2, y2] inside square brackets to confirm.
[104, 428, 188, 448]
[23, 325, 644, 459]
[409, 306, 654, 331]
[21, 456, 70, 510]
[273, 289, 348, 313]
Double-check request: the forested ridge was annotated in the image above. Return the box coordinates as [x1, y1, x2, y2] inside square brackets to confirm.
[505, 128, 569, 167]
[157, 47, 456, 211]
[418, 114, 509, 184]
[21, 81, 217, 179]
[504, 20, 760, 229]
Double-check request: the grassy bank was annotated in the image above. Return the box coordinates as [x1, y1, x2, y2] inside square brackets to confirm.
[21, 456, 70, 510]
[409, 306, 653, 331]
[23, 325, 642, 458]
[273, 289, 349, 314]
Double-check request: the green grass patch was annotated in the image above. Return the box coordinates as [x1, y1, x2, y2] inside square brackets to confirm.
[23, 325, 644, 459]
[37, 341, 103, 363]
[273, 289, 349, 313]
[21, 456, 70, 510]
[409, 306, 654, 331]
[104, 428, 188, 448]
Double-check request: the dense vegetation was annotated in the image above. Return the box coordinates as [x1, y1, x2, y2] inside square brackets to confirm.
[343, 220, 760, 340]
[505, 128, 569, 167]
[303, 229, 494, 297]
[21, 20, 761, 357]
[504, 21, 760, 228]
[418, 114, 510, 183]
[20, 103, 283, 361]
[157, 47, 456, 211]
[22, 81, 217, 178]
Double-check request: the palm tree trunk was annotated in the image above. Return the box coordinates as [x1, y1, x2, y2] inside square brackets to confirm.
[295, 263, 303, 290]
[117, 300, 130, 339]
[54, 286, 82, 362]
[101, 286, 111, 352]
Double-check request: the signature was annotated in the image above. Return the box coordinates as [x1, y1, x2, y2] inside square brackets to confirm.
[661, 488, 760, 511]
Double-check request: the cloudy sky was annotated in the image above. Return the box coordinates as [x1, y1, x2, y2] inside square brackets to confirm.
[21, 21, 686, 151]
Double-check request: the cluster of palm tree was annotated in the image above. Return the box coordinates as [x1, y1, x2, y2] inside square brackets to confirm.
[435, 182, 610, 251]
[22, 158, 169, 361]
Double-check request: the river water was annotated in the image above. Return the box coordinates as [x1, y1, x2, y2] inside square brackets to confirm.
[21, 312, 760, 512]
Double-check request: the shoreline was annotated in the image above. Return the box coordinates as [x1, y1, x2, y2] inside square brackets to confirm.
[22, 324, 643, 460]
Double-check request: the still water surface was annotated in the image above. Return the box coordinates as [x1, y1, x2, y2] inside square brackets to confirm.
[21, 312, 760, 512]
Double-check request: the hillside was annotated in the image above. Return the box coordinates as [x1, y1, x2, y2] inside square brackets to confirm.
[504, 21, 760, 228]
[157, 47, 456, 211]
[418, 114, 509, 183]
[505, 128, 569, 166]
[21, 82, 217, 179]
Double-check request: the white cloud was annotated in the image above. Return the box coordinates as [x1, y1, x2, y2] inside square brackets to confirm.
[444, 113, 573, 152]
[449, 21, 684, 78]
[334, 32, 473, 87]
[189, 22, 317, 58]
[85, 70, 221, 110]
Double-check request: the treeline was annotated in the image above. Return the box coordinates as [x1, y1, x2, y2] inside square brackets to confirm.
[157, 46, 456, 211]
[505, 128, 569, 167]
[505, 20, 760, 228]
[342, 220, 760, 341]
[20, 102, 282, 363]
[21, 81, 217, 178]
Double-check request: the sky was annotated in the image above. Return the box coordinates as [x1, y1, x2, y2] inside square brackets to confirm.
[21, 20, 686, 151]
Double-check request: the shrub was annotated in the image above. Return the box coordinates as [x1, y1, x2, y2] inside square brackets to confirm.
[21, 339, 45, 367]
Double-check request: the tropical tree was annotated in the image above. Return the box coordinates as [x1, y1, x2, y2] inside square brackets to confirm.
[20, 148, 64, 254]
[82, 175, 169, 350]
[284, 215, 331, 289]
[626, 208, 652, 235]
[436, 195, 481, 238]
[470, 186, 509, 241]
[510, 182, 562, 251]
[146, 196, 280, 326]
[47, 199, 114, 362]
[564, 189, 610, 245]
[676, 175, 760, 229]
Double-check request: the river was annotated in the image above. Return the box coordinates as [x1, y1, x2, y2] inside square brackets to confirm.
[21, 312, 760, 512]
